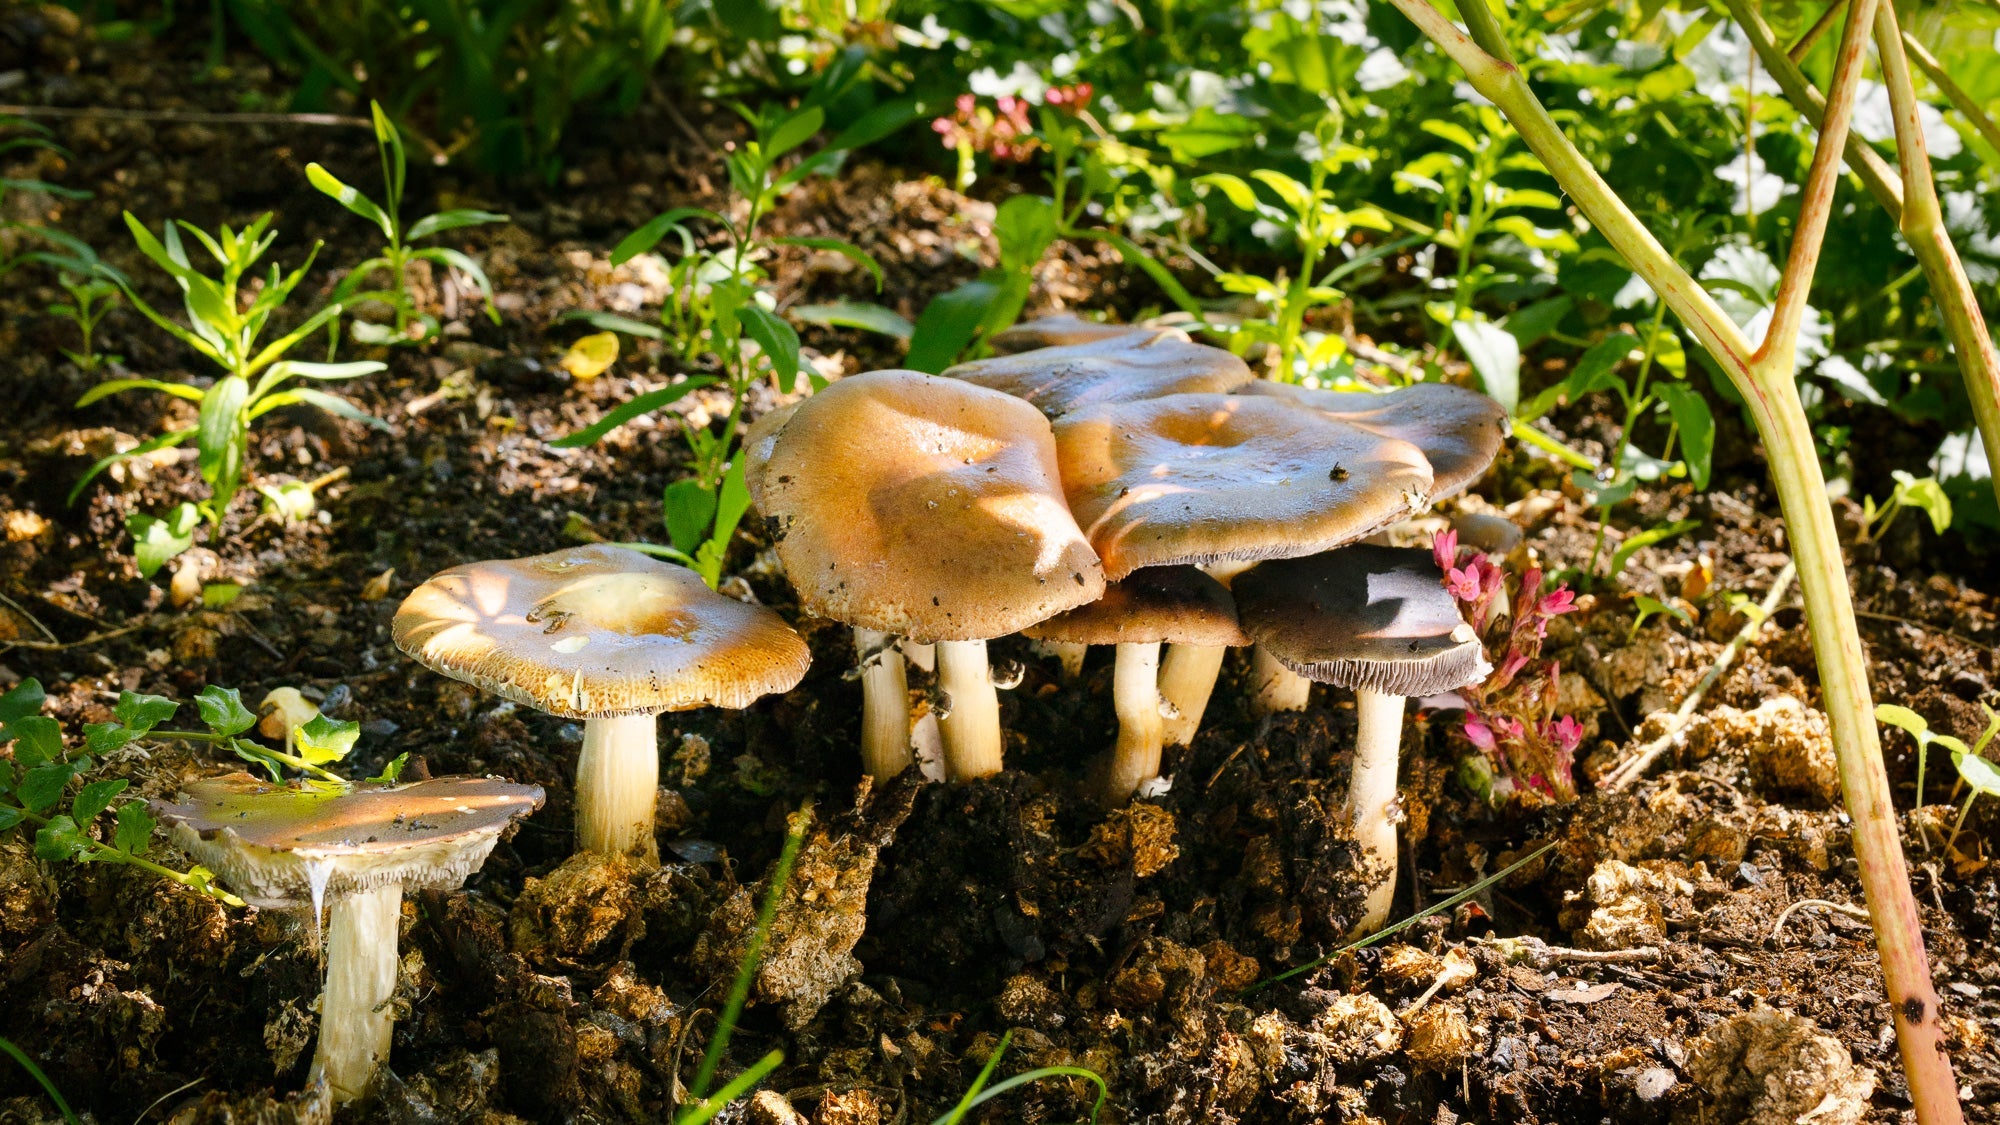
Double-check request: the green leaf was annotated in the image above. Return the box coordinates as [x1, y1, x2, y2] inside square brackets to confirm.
[33, 815, 90, 862]
[791, 300, 914, 339]
[68, 429, 195, 506]
[0, 806, 23, 832]
[1420, 118, 1480, 153]
[4, 716, 63, 769]
[0, 679, 45, 725]
[1609, 518, 1701, 580]
[994, 195, 1058, 276]
[1876, 704, 1932, 738]
[20, 762, 79, 814]
[764, 106, 825, 161]
[249, 387, 390, 432]
[559, 310, 666, 340]
[75, 378, 205, 407]
[1195, 173, 1261, 215]
[72, 778, 127, 825]
[1632, 594, 1693, 628]
[1891, 471, 1953, 535]
[114, 692, 179, 735]
[127, 503, 201, 578]
[1451, 317, 1521, 413]
[195, 375, 249, 491]
[739, 305, 802, 393]
[664, 478, 719, 556]
[906, 279, 1000, 373]
[1653, 382, 1714, 490]
[114, 802, 155, 855]
[769, 237, 883, 290]
[83, 722, 137, 756]
[548, 377, 716, 448]
[611, 207, 722, 266]
[1249, 169, 1313, 216]
[196, 686, 257, 738]
[263, 360, 384, 382]
[1566, 333, 1638, 400]
[406, 209, 509, 242]
[1955, 750, 2000, 798]
[306, 163, 395, 241]
[1503, 296, 1573, 350]
[369, 753, 410, 785]
[294, 715, 360, 764]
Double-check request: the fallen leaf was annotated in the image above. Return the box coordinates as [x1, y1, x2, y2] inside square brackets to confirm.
[560, 332, 619, 380]
[361, 568, 396, 601]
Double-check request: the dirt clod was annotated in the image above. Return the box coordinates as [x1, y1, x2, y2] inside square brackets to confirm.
[509, 852, 642, 965]
[1564, 859, 1692, 951]
[1688, 696, 1840, 805]
[1402, 1002, 1477, 1072]
[1683, 1005, 1875, 1125]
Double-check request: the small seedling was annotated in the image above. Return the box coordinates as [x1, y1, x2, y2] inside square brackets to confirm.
[1858, 470, 1952, 544]
[0, 678, 243, 906]
[69, 213, 388, 572]
[1627, 593, 1692, 641]
[1946, 743, 2000, 855]
[308, 102, 507, 345]
[49, 273, 121, 372]
[1, 115, 103, 281]
[1877, 703, 2000, 854]
[928, 1030, 1108, 1125]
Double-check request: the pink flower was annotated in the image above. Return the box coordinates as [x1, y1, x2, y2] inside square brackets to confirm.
[1433, 528, 1459, 574]
[1463, 714, 1496, 750]
[1540, 585, 1577, 617]
[956, 93, 976, 115]
[1445, 565, 1481, 602]
[1544, 715, 1583, 755]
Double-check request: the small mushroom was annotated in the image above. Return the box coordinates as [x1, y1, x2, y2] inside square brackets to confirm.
[393, 545, 809, 860]
[988, 312, 1154, 354]
[1234, 546, 1490, 934]
[945, 330, 1254, 418]
[1237, 381, 1508, 500]
[760, 369, 1105, 780]
[1025, 567, 1248, 804]
[154, 772, 543, 1102]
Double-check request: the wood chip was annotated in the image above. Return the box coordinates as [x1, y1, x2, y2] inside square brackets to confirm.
[1544, 981, 1622, 1004]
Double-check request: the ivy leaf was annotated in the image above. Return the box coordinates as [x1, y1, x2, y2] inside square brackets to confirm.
[34, 815, 90, 862]
[4, 715, 63, 768]
[114, 692, 179, 735]
[196, 686, 257, 738]
[19, 761, 80, 813]
[114, 802, 155, 855]
[84, 722, 137, 756]
[0, 806, 23, 831]
[294, 715, 360, 765]
[0, 678, 45, 724]
[128, 503, 200, 578]
[72, 778, 128, 826]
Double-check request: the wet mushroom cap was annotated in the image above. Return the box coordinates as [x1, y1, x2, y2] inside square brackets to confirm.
[1237, 381, 1508, 500]
[1233, 545, 1492, 696]
[742, 400, 799, 513]
[988, 313, 1156, 355]
[1025, 565, 1249, 647]
[760, 369, 1105, 641]
[944, 330, 1254, 418]
[153, 772, 544, 909]
[1054, 394, 1434, 581]
[393, 544, 811, 718]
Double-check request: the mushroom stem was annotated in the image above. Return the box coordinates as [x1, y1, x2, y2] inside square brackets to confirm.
[1347, 689, 1406, 935]
[1251, 647, 1313, 714]
[1103, 641, 1165, 805]
[576, 713, 660, 861]
[1037, 640, 1089, 679]
[902, 639, 935, 673]
[1159, 643, 1227, 746]
[856, 628, 913, 783]
[936, 639, 1004, 780]
[315, 884, 402, 1103]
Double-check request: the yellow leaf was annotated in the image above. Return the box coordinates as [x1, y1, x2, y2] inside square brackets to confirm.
[560, 332, 620, 380]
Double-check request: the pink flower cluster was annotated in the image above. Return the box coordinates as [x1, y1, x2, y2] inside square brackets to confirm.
[930, 84, 1093, 163]
[1434, 529, 1582, 800]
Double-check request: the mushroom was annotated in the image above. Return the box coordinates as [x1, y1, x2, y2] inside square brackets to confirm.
[759, 369, 1105, 780]
[1233, 545, 1491, 934]
[1238, 381, 1508, 500]
[988, 312, 1154, 354]
[1024, 566, 1248, 803]
[393, 544, 809, 860]
[1054, 392, 1434, 715]
[154, 772, 543, 1102]
[945, 330, 1254, 418]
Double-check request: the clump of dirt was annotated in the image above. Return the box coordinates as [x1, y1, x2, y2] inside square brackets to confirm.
[1683, 1005, 1876, 1125]
[1563, 859, 1694, 950]
[1681, 695, 1841, 805]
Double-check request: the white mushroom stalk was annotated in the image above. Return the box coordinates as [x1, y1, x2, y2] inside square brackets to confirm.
[1037, 639, 1089, 679]
[1347, 690, 1406, 933]
[576, 713, 661, 859]
[1251, 647, 1313, 714]
[937, 639, 1005, 780]
[1104, 641, 1165, 804]
[1159, 643, 1227, 745]
[855, 628, 913, 782]
[317, 884, 402, 1101]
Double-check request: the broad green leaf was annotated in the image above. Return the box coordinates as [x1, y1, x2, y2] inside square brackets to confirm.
[114, 692, 179, 734]
[369, 753, 410, 785]
[128, 503, 201, 578]
[0, 806, 22, 832]
[740, 305, 803, 392]
[33, 815, 89, 862]
[306, 163, 394, 240]
[764, 106, 825, 161]
[1420, 118, 1480, 153]
[905, 279, 999, 373]
[83, 722, 137, 756]
[664, 478, 719, 556]
[1890, 471, 1953, 535]
[791, 300, 914, 339]
[196, 686, 257, 738]
[406, 209, 509, 242]
[1955, 751, 2000, 798]
[1653, 382, 1715, 490]
[196, 375, 249, 490]
[1877, 705, 1934, 738]
[202, 583, 242, 608]
[1632, 594, 1693, 627]
[20, 761, 79, 814]
[294, 715, 360, 764]
[4, 715, 63, 768]
[1196, 173, 1261, 214]
[1564, 333, 1639, 401]
[1451, 316, 1521, 413]
[72, 778, 127, 825]
[114, 802, 155, 855]
[1503, 296, 1573, 350]
[994, 196, 1058, 277]
[1249, 169, 1313, 216]
[547, 377, 716, 448]
[0, 679, 45, 725]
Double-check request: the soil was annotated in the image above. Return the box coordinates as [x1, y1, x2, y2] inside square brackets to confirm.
[4, 12, 2000, 1125]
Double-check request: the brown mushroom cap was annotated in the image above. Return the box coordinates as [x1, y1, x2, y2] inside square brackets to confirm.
[742, 400, 799, 513]
[393, 544, 810, 718]
[944, 330, 1254, 418]
[1054, 394, 1434, 581]
[988, 313, 1158, 355]
[153, 772, 544, 908]
[1233, 546, 1491, 697]
[1237, 381, 1508, 499]
[1024, 565, 1249, 647]
[760, 369, 1105, 641]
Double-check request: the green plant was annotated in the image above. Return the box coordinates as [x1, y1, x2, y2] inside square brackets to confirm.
[49, 272, 121, 372]
[308, 102, 507, 345]
[0, 1034, 78, 1125]
[557, 73, 909, 589]
[1387, 0, 1962, 1116]
[0, 678, 244, 907]
[0, 115, 101, 281]
[1876, 703, 2000, 819]
[1858, 471, 1953, 544]
[68, 213, 387, 573]
[929, 1030, 1108, 1125]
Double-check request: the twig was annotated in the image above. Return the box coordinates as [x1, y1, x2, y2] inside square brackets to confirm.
[1853, 610, 1991, 653]
[1788, 0, 1850, 61]
[0, 618, 151, 652]
[1599, 561, 1797, 791]
[0, 590, 59, 644]
[1477, 933, 1661, 970]
[1772, 897, 1871, 943]
[0, 105, 370, 128]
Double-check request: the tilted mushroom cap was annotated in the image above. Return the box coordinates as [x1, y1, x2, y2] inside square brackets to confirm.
[944, 330, 1254, 418]
[760, 369, 1105, 641]
[1054, 394, 1434, 581]
[742, 400, 799, 513]
[153, 772, 544, 909]
[1024, 565, 1249, 647]
[988, 313, 1158, 355]
[393, 544, 810, 718]
[1238, 381, 1508, 500]
[1233, 545, 1492, 697]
